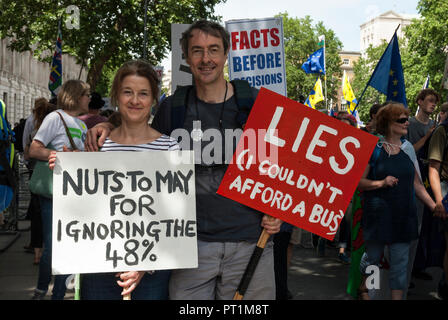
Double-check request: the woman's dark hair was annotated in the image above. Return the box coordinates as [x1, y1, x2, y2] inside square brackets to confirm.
[33, 97, 57, 130]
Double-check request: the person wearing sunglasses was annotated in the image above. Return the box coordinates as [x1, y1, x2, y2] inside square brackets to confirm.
[357, 103, 441, 300]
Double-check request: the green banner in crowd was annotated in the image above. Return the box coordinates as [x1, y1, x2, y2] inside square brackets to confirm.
[346, 190, 365, 298]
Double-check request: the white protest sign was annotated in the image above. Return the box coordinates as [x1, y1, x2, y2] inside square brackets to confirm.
[171, 23, 193, 91]
[226, 17, 287, 96]
[52, 151, 197, 275]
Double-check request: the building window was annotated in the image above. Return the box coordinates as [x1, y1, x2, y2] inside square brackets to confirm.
[343, 58, 350, 66]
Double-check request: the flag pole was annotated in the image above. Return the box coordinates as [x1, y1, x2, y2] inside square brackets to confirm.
[353, 24, 401, 113]
[323, 38, 327, 110]
[233, 228, 271, 300]
[143, 0, 149, 60]
[342, 70, 346, 111]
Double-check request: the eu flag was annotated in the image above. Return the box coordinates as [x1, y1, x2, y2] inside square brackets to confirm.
[365, 31, 407, 106]
[302, 47, 325, 75]
[49, 21, 62, 97]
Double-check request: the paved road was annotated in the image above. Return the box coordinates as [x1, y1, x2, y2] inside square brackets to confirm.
[0, 222, 443, 300]
[0, 160, 443, 300]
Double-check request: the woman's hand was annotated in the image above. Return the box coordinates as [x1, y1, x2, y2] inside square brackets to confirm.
[382, 176, 398, 188]
[48, 146, 80, 170]
[261, 214, 282, 235]
[116, 271, 146, 296]
[48, 151, 57, 170]
[85, 122, 114, 151]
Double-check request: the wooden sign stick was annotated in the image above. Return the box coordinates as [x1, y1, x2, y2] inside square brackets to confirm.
[233, 228, 271, 300]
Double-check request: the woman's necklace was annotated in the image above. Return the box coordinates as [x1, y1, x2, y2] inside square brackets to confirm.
[380, 140, 402, 157]
[191, 82, 228, 142]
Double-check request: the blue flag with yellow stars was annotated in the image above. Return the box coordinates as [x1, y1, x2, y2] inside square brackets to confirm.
[365, 31, 407, 106]
[302, 47, 325, 75]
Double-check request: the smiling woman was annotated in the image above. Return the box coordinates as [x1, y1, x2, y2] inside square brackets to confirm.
[117, 75, 153, 125]
[105, 60, 167, 146]
[78, 60, 179, 300]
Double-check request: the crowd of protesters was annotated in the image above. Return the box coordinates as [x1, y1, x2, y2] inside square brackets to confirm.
[4, 19, 448, 301]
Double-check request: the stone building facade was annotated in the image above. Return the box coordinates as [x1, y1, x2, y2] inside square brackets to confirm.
[0, 38, 87, 126]
[360, 10, 419, 55]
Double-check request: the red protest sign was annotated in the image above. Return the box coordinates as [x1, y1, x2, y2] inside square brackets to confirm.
[217, 88, 378, 240]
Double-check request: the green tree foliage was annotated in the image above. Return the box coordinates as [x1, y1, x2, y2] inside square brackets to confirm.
[353, 0, 448, 122]
[405, 0, 448, 107]
[0, 0, 224, 94]
[278, 13, 343, 105]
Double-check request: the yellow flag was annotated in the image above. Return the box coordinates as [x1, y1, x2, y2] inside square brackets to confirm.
[342, 71, 357, 113]
[305, 77, 324, 109]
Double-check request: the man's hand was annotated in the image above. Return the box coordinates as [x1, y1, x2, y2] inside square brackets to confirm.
[261, 214, 282, 235]
[85, 122, 114, 151]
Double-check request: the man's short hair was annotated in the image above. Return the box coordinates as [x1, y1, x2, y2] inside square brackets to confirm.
[415, 88, 440, 105]
[180, 20, 230, 58]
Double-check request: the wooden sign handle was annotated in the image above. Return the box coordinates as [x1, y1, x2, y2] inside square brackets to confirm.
[233, 228, 271, 300]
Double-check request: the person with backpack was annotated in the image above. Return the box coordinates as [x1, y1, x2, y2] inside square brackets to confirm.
[0, 99, 15, 222]
[85, 20, 282, 300]
[357, 103, 441, 300]
[22, 97, 57, 266]
[29, 80, 90, 300]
